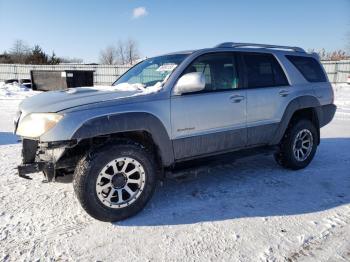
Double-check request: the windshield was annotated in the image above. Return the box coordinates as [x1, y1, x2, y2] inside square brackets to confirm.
[113, 54, 188, 91]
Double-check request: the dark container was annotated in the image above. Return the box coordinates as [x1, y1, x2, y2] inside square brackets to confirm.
[5, 79, 18, 84]
[20, 79, 32, 89]
[30, 70, 94, 91]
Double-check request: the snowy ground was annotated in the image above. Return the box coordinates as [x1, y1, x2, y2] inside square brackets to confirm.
[0, 82, 350, 261]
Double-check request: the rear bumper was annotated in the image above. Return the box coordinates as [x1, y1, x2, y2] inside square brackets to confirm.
[319, 104, 337, 127]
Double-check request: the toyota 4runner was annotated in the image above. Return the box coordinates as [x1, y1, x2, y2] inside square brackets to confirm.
[14, 42, 336, 221]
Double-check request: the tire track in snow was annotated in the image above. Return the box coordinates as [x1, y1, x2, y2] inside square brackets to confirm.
[286, 207, 350, 261]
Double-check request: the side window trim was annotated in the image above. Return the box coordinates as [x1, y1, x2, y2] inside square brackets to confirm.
[237, 53, 248, 89]
[239, 52, 290, 89]
[275, 55, 292, 86]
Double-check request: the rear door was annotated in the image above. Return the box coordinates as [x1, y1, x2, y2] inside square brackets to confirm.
[241, 52, 291, 146]
[171, 52, 247, 160]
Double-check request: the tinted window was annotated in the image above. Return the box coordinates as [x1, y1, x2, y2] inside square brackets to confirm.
[286, 55, 327, 82]
[183, 53, 239, 92]
[242, 53, 288, 88]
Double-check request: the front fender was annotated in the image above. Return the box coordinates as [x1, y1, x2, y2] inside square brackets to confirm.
[70, 112, 174, 166]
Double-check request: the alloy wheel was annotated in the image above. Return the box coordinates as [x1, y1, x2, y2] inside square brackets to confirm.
[292, 129, 313, 162]
[96, 157, 146, 208]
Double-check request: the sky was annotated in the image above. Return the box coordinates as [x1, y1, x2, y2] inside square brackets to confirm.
[0, 0, 349, 63]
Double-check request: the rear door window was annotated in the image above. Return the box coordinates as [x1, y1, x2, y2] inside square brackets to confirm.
[242, 53, 289, 88]
[286, 55, 327, 82]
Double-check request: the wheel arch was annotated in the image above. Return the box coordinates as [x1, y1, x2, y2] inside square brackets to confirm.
[71, 112, 174, 167]
[271, 96, 322, 145]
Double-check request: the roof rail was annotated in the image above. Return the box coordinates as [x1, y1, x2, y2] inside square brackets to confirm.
[214, 42, 305, 53]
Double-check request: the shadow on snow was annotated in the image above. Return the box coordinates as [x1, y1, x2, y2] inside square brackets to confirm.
[116, 137, 350, 226]
[0, 132, 20, 146]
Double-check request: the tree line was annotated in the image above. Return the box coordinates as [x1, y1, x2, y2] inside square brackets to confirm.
[308, 48, 350, 61]
[1, 38, 349, 65]
[0, 38, 141, 65]
[99, 38, 140, 65]
[0, 40, 82, 65]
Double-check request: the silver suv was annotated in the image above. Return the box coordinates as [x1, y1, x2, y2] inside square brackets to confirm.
[15, 42, 336, 221]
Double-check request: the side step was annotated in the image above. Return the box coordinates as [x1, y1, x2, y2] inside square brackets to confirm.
[165, 146, 276, 180]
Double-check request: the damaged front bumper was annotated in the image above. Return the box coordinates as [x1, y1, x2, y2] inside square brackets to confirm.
[17, 139, 77, 181]
[18, 162, 53, 180]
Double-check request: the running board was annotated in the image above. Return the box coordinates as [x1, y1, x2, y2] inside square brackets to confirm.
[165, 146, 276, 179]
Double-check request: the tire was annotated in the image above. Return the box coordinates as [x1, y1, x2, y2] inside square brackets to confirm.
[274, 119, 318, 170]
[73, 141, 158, 222]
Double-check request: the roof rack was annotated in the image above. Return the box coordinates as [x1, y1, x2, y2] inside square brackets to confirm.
[214, 42, 305, 53]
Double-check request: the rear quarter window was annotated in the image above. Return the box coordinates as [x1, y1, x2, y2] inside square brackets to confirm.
[286, 55, 327, 83]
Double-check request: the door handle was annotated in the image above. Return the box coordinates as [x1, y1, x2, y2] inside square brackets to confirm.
[230, 95, 245, 103]
[279, 90, 289, 97]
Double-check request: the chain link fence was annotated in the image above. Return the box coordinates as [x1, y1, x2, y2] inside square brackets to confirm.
[0, 60, 349, 85]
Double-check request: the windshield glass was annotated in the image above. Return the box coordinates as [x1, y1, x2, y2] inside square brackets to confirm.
[113, 54, 188, 91]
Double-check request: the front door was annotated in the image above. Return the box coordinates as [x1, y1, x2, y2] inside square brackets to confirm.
[170, 52, 247, 160]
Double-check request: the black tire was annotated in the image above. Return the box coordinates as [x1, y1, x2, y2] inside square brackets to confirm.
[73, 141, 158, 222]
[274, 119, 318, 170]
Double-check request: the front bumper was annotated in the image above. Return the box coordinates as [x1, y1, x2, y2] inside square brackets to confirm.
[18, 162, 53, 180]
[17, 139, 75, 181]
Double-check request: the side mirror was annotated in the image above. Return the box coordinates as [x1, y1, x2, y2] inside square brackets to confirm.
[173, 72, 205, 95]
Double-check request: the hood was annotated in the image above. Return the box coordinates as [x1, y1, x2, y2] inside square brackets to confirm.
[19, 87, 143, 113]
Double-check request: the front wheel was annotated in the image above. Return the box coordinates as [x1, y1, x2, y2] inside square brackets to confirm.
[73, 142, 157, 222]
[274, 119, 318, 170]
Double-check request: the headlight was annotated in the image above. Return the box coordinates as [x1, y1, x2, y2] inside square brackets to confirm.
[16, 113, 63, 138]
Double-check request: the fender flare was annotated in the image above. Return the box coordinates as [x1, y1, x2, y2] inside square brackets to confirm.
[71, 112, 174, 166]
[270, 96, 322, 145]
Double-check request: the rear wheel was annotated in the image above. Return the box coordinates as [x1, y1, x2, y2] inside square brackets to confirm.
[274, 119, 318, 170]
[73, 142, 157, 222]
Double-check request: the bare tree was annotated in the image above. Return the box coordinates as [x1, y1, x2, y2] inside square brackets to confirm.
[308, 48, 349, 61]
[99, 39, 141, 65]
[9, 39, 30, 63]
[116, 40, 126, 64]
[125, 38, 140, 65]
[99, 45, 118, 65]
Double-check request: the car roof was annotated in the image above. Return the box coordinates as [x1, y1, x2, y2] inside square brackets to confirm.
[154, 42, 317, 59]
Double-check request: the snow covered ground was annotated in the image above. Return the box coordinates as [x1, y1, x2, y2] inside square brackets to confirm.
[0, 82, 350, 261]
